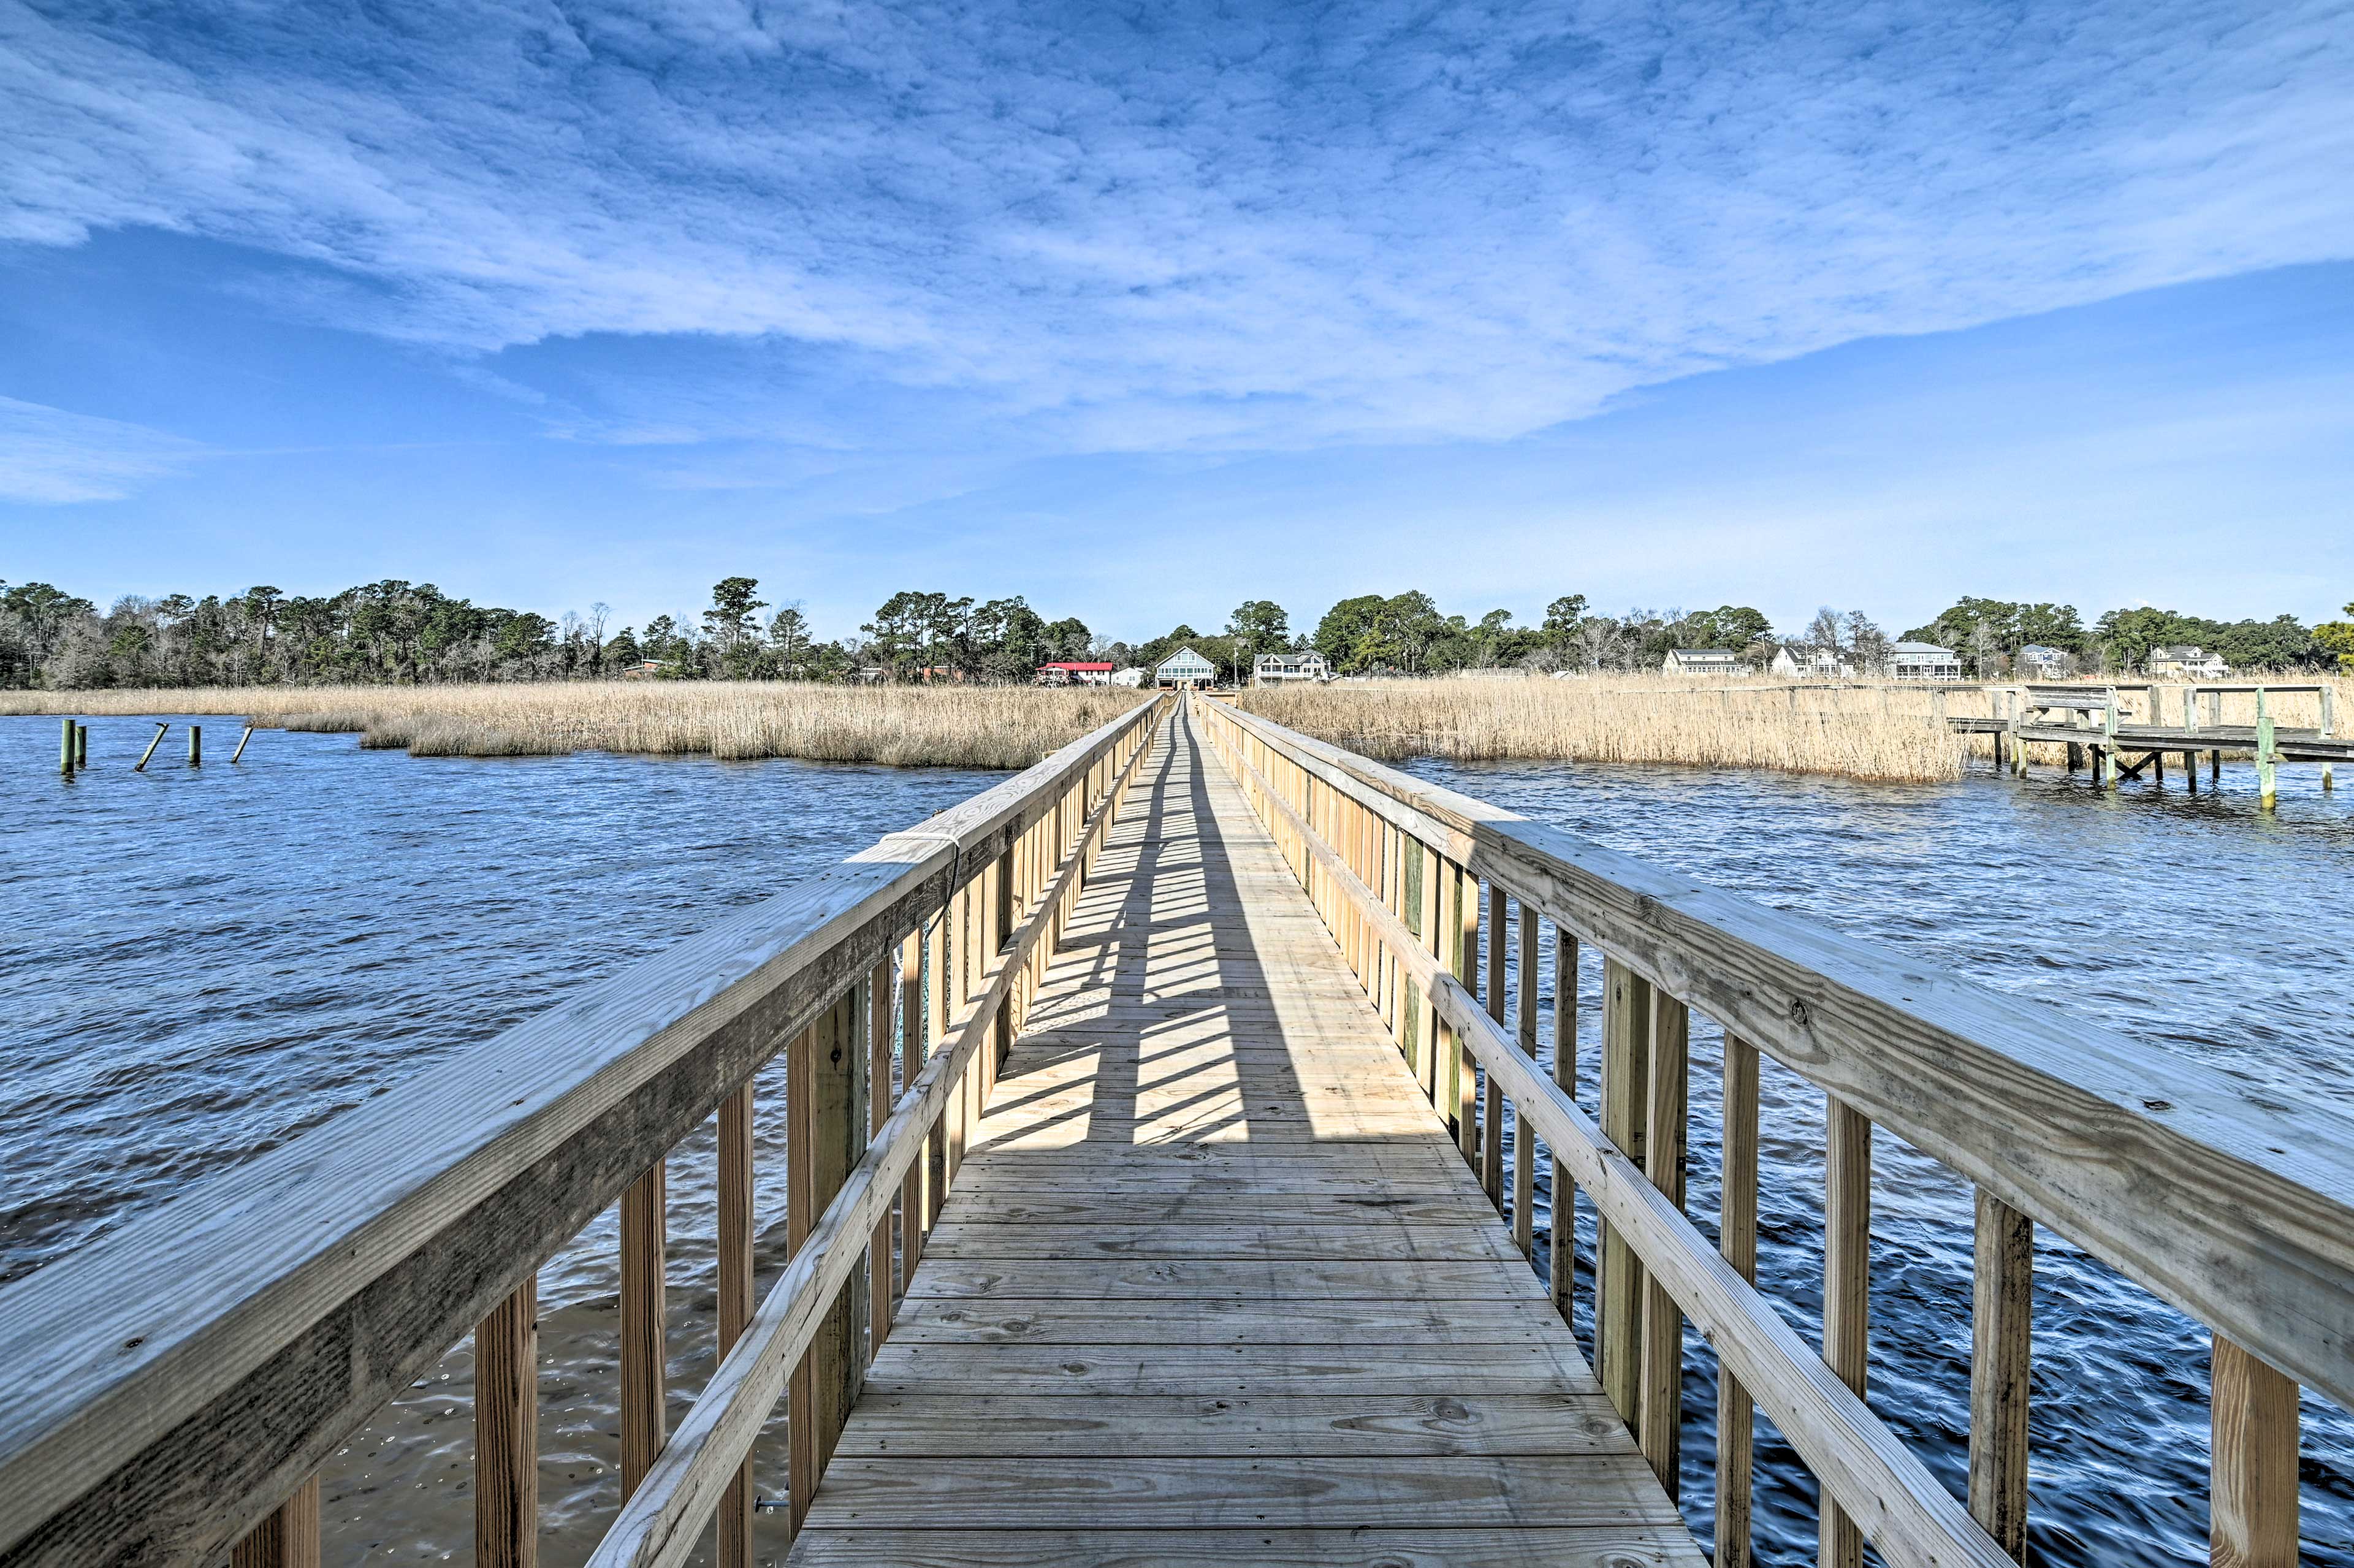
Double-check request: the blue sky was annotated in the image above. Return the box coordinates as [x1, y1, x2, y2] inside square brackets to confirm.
[2, 0, 2349, 644]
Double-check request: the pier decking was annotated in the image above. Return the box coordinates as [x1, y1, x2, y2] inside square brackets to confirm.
[794, 707, 1699, 1566]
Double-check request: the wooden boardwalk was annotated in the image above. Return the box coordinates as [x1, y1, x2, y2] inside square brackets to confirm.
[790, 708, 1704, 1567]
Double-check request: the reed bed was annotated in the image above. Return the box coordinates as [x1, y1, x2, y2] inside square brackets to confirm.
[1, 683, 1145, 769]
[1239, 676, 1973, 782]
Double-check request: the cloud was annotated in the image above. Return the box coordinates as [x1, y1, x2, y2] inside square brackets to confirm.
[2, 0, 2350, 451]
[0, 396, 207, 503]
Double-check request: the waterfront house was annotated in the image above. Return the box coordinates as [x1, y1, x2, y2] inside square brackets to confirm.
[1156, 647, 1216, 688]
[1662, 648, 1742, 677]
[1891, 641, 1963, 681]
[1035, 661, 1116, 687]
[1770, 647, 1851, 679]
[2019, 644, 2073, 679]
[2148, 644, 2230, 679]
[1111, 666, 1146, 688]
[1252, 652, 1331, 687]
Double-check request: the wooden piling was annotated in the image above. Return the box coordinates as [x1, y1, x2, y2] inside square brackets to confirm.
[75, 725, 88, 769]
[59, 717, 74, 774]
[189, 724, 202, 767]
[135, 721, 168, 771]
[232, 725, 255, 763]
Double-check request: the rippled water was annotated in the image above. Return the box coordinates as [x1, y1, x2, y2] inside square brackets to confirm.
[5, 715, 2348, 1564]
[1414, 752, 2354, 1567]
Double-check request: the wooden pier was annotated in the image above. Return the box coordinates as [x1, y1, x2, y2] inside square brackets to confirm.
[1951, 681, 2344, 802]
[3, 691, 2351, 1568]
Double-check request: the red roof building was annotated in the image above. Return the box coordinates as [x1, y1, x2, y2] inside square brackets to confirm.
[1035, 661, 1117, 687]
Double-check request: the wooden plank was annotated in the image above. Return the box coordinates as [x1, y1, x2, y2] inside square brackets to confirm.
[1821, 1097, 1871, 1568]
[800, 1455, 1683, 1529]
[1717, 1037, 1759, 1568]
[476, 1277, 538, 1568]
[787, 1527, 1703, 1567]
[885, 1297, 1566, 1345]
[860, 1343, 1601, 1397]
[915, 1222, 1525, 1262]
[829, 1392, 1630, 1456]
[2211, 1336, 2298, 1567]
[619, 1159, 666, 1498]
[1598, 958, 1652, 1432]
[897, 929, 928, 1286]
[942, 1191, 1498, 1225]
[790, 989, 866, 1534]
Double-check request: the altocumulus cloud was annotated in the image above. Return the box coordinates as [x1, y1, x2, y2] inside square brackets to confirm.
[3, 0, 2351, 451]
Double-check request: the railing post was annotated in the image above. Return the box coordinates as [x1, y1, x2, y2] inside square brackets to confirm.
[1410, 840, 1435, 1095]
[1455, 865, 1480, 1168]
[1717, 1034, 1759, 1568]
[1970, 1188, 2032, 1562]
[1639, 990, 1689, 1494]
[1598, 957, 1653, 1431]
[230, 1476, 321, 1568]
[1550, 929, 1579, 1323]
[900, 927, 929, 1279]
[1512, 909, 1539, 1258]
[1821, 1096, 1872, 1568]
[1482, 883, 1508, 1208]
[715, 1084, 753, 1568]
[868, 956, 896, 1357]
[926, 911, 950, 1230]
[619, 1155, 667, 1498]
[477, 1273, 538, 1568]
[788, 984, 866, 1536]
[2211, 1336, 2299, 1567]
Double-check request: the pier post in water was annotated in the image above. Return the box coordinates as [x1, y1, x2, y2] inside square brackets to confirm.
[76, 724, 89, 768]
[232, 724, 255, 763]
[189, 723, 202, 767]
[60, 716, 75, 774]
[135, 721, 169, 771]
[2255, 690, 2277, 809]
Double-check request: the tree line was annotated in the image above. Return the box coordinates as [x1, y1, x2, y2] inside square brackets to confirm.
[3, 573, 2347, 691]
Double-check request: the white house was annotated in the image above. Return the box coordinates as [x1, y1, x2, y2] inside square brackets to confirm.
[1156, 647, 1216, 688]
[1034, 661, 1116, 687]
[2018, 644, 2073, 679]
[1770, 647, 1850, 679]
[1252, 651, 1331, 687]
[1891, 641, 1962, 681]
[2148, 644, 2229, 680]
[1111, 666, 1146, 688]
[1662, 648, 1742, 677]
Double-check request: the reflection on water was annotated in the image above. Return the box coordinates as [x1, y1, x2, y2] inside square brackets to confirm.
[5, 718, 2348, 1564]
[1416, 752, 2354, 1567]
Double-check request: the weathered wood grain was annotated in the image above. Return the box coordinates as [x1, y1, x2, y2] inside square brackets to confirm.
[474, 1278, 538, 1568]
[829, 1392, 1628, 1456]
[1968, 1189, 2030, 1561]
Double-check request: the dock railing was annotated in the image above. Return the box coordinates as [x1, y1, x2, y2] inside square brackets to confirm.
[0, 694, 1168, 1568]
[1197, 691, 2354, 1567]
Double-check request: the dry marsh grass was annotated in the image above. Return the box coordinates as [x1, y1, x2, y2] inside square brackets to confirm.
[1237, 674, 2352, 783]
[1, 682, 1147, 769]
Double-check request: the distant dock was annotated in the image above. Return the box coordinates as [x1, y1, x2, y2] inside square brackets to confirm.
[1949, 681, 2342, 802]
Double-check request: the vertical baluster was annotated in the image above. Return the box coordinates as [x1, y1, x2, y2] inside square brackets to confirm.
[1639, 992, 1689, 1494]
[788, 985, 866, 1537]
[1482, 883, 1507, 1208]
[715, 1084, 753, 1568]
[946, 881, 970, 1189]
[1598, 958, 1653, 1431]
[2211, 1336, 2299, 1567]
[1512, 910, 1538, 1259]
[1455, 866, 1480, 1168]
[619, 1154, 667, 1498]
[990, 845, 1013, 1088]
[868, 956, 895, 1355]
[230, 1477, 321, 1568]
[477, 1272, 538, 1568]
[1412, 840, 1437, 1096]
[1550, 929, 1579, 1323]
[900, 928, 929, 1277]
[1821, 1096, 1872, 1568]
[1970, 1189, 2032, 1561]
[1716, 1035, 1759, 1568]
[925, 911, 949, 1230]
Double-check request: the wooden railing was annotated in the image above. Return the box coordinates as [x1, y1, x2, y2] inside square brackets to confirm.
[1195, 691, 2354, 1568]
[0, 694, 1167, 1568]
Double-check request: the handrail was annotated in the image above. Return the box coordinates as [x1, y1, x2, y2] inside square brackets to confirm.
[587, 705, 1157, 1568]
[1195, 691, 2351, 1565]
[0, 693, 1167, 1567]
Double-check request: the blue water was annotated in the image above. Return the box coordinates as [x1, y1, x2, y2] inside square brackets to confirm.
[1411, 752, 2354, 1567]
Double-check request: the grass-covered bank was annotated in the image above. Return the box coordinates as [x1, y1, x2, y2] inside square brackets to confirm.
[1, 683, 1148, 769]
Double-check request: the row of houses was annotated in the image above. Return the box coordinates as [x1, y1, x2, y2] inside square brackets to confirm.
[1035, 649, 1335, 690]
[1662, 642, 2233, 680]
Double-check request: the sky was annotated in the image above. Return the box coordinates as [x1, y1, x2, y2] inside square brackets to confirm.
[1, 0, 2350, 645]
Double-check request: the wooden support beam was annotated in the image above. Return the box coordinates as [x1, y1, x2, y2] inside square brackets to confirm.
[476, 1276, 538, 1568]
[1598, 957, 1653, 1433]
[1482, 882, 1507, 1208]
[2211, 1336, 2298, 1567]
[1456, 864, 1480, 1169]
[867, 957, 895, 1357]
[898, 929, 928, 1281]
[788, 984, 866, 1537]
[1821, 1097, 1872, 1568]
[1717, 1035, 1759, 1568]
[229, 1476, 319, 1568]
[1969, 1189, 2031, 1562]
[1640, 989, 1689, 1495]
[1512, 908, 1538, 1258]
[619, 1157, 667, 1499]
